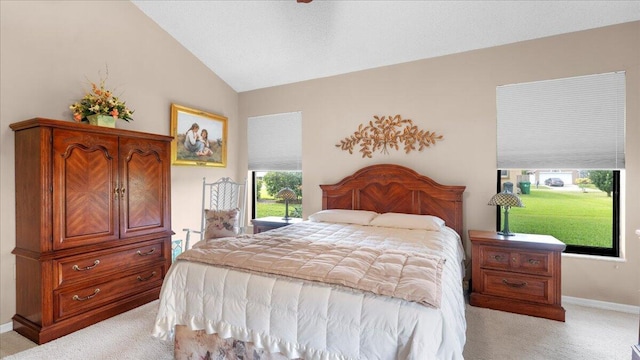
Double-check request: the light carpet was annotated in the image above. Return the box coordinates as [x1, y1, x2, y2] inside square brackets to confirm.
[2, 301, 172, 360]
[464, 301, 638, 360]
[1, 300, 637, 359]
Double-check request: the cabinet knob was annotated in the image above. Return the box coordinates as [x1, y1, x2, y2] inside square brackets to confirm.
[113, 187, 126, 197]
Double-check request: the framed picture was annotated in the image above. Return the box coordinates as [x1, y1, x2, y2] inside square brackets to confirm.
[170, 104, 227, 167]
[500, 170, 510, 178]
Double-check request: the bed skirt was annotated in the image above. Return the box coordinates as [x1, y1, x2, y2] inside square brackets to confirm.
[174, 325, 298, 360]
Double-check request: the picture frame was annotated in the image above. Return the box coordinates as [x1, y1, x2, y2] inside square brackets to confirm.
[170, 103, 227, 167]
[500, 170, 510, 178]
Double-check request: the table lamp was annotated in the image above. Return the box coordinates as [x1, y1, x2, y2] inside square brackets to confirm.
[488, 191, 524, 236]
[276, 187, 297, 220]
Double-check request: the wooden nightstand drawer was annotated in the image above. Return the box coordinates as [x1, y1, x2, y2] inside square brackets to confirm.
[482, 270, 552, 304]
[480, 247, 511, 269]
[512, 251, 550, 274]
[480, 246, 551, 276]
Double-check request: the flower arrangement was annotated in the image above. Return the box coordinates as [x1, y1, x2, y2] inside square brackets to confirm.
[69, 74, 134, 122]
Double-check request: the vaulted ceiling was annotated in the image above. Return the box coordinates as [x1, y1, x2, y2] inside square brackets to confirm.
[132, 1, 640, 92]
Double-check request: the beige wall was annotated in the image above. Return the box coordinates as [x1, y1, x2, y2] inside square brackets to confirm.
[0, 1, 240, 325]
[239, 22, 640, 307]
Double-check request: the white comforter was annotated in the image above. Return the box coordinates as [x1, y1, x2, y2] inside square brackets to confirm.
[152, 221, 466, 360]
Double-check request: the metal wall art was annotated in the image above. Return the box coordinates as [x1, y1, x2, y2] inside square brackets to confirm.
[336, 114, 443, 158]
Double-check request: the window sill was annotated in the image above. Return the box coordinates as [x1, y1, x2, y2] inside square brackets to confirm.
[562, 252, 626, 263]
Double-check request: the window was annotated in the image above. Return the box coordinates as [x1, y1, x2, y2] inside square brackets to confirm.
[253, 171, 302, 219]
[496, 170, 620, 257]
[248, 112, 302, 220]
[495, 72, 625, 256]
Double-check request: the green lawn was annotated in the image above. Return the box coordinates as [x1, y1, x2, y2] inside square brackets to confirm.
[256, 202, 285, 217]
[508, 187, 612, 247]
[256, 184, 301, 218]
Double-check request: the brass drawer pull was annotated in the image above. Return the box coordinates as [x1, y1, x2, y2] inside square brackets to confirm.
[502, 279, 527, 288]
[72, 260, 100, 271]
[136, 248, 155, 256]
[137, 271, 157, 282]
[491, 255, 505, 261]
[72, 288, 100, 301]
[528, 259, 541, 265]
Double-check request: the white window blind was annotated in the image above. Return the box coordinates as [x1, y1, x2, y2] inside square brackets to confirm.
[248, 112, 302, 171]
[496, 72, 625, 169]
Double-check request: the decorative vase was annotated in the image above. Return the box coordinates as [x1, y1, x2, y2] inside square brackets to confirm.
[87, 114, 116, 128]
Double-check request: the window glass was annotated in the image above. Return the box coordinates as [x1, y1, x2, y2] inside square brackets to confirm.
[253, 171, 302, 219]
[497, 169, 619, 257]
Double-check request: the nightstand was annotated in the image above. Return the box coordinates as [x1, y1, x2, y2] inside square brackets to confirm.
[251, 216, 303, 234]
[469, 230, 566, 321]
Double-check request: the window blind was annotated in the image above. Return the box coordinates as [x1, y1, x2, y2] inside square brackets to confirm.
[248, 112, 302, 171]
[496, 72, 625, 169]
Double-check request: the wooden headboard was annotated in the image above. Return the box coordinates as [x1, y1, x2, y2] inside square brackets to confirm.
[320, 164, 466, 235]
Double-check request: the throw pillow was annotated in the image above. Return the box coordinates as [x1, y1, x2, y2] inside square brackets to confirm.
[204, 208, 239, 239]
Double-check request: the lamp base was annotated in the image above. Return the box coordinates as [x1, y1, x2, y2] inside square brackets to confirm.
[497, 231, 516, 236]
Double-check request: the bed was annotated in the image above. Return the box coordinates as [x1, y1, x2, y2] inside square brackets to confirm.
[153, 164, 466, 359]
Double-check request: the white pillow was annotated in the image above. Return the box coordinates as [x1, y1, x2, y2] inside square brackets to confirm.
[308, 209, 379, 225]
[369, 212, 445, 231]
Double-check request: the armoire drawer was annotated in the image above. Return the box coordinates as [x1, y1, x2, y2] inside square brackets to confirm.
[55, 239, 166, 287]
[54, 263, 165, 321]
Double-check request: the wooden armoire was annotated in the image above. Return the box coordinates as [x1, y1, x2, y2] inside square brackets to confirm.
[10, 118, 173, 344]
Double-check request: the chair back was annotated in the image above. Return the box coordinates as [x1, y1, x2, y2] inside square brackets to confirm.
[200, 177, 247, 241]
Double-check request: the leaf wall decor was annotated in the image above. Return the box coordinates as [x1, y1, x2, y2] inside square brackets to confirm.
[335, 115, 443, 158]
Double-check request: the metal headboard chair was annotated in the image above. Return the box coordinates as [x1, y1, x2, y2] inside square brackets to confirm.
[183, 177, 247, 250]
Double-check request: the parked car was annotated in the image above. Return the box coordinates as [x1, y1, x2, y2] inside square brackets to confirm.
[544, 178, 564, 187]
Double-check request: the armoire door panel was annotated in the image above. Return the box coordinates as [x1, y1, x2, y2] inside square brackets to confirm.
[52, 129, 119, 250]
[119, 137, 170, 238]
